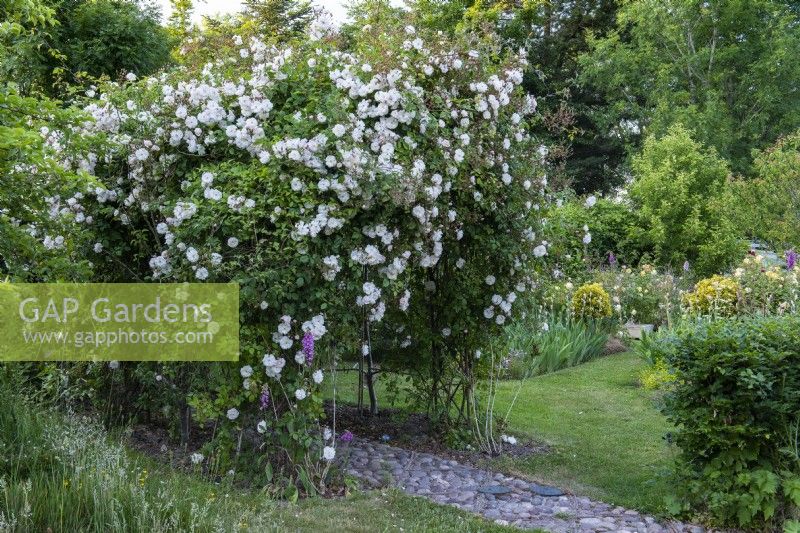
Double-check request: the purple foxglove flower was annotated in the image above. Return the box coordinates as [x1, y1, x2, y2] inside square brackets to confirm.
[787, 250, 797, 270]
[340, 430, 354, 443]
[683, 260, 690, 272]
[302, 331, 314, 364]
[608, 252, 617, 266]
[259, 388, 270, 410]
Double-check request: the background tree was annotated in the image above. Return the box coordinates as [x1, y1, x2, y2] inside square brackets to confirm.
[242, 0, 312, 40]
[57, 0, 171, 83]
[2, 0, 172, 96]
[580, 0, 800, 176]
[727, 132, 800, 252]
[167, 0, 194, 45]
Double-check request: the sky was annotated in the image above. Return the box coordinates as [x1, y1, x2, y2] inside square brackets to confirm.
[156, 0, 379, 25]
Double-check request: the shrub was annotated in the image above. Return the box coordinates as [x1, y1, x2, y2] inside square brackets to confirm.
[571, 282, 612, 319]
[629, 125, 746, 277]
[549, 195, 650, 268]
[682, 275, 739, 317]
[657, 316, 800, 528]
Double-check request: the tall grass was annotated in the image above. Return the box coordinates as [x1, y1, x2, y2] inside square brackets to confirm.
[503, 311, 610, 379]
[0, 377, 276, 532]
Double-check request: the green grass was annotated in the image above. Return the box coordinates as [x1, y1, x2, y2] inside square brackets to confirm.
[492, 352, 674, 514]
[0, 381, 524, 533]
[329, 352, 674, 514]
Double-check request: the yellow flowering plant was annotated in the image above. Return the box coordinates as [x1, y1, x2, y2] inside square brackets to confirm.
[571, 283, 612, 319]
[682, 275, 739, 317]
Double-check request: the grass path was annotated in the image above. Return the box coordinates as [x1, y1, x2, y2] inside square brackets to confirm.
[492, 353, 674, 514]
[331, 352, 675, 515]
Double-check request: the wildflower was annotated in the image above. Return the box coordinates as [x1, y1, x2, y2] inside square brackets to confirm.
[683, 260, 690, 272]
[227, 237, 239, 248]
[109, 360, 120, 370]
[331, 124, 346, 137]
[295, 389, 307, 400]
[312, 369, 324, 384]
[534, 245, 547, 257]
[240, 365, 253, 378]
[226, 408, 239, 420]
[93, 242, 103, 253]
[787, 250, 797, 270]
[608, 252, 617, 266]
[256, 420, 267, 434]
[190, 452, 204, 464]
[323, 446, 336, 461]
[340, 430, 354, 443]
[584, 195, 597, 208]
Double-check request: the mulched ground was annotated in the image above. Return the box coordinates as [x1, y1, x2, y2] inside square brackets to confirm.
[126, 420, 215, 468]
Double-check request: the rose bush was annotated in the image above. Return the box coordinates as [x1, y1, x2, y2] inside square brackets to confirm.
[22, 14, 553, 488]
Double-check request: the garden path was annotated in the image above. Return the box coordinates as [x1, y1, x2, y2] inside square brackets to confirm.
[346, 439, 705, 533]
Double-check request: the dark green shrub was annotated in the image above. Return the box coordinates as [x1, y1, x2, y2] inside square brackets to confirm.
[658, 316, 800, 528]
[553, 196, 650, 266]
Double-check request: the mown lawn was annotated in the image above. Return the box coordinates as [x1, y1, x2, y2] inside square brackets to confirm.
[330, 352, 675, 514]
[491, 353, 674, 514]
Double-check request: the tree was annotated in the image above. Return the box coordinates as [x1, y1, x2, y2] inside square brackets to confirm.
[580, 0, 800, 176]
[728, 132, 800, 252]
[167, 0, 194, 44]
[629, 125, 745, 276]
[2, 0, 172, 95]
[242, 0, 312, 40]
[59, 0, 172, 82]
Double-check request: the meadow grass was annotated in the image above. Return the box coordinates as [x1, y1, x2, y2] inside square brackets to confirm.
[0, 380, 521, 532]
